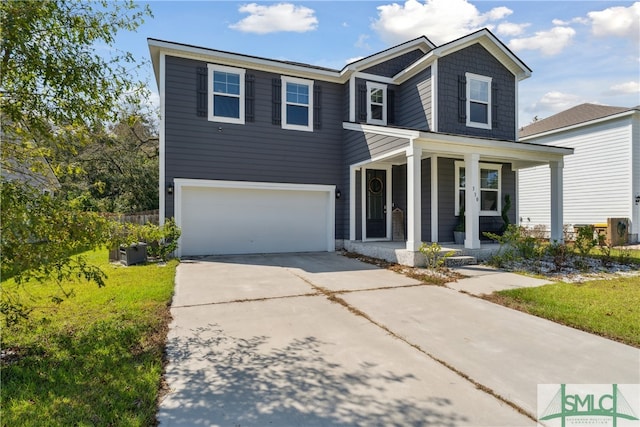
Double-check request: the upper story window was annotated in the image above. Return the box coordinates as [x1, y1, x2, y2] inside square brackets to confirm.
[455, 161, 502, 216]
[282, 76, 313, 132]
[208, 64, 245, 124]
[466, 73, 492, 130]
[366, 82, 387, 125]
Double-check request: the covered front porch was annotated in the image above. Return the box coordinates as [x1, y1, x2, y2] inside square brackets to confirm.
[344, 124, 573, 266]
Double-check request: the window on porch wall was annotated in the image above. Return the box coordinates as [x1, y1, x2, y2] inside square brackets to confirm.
[455, 162, 502, 216]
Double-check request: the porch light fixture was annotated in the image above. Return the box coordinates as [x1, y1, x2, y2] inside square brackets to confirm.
[636, 195, 640, 205]
[167, 184, 174, 195]
[336, 189, 341, 199]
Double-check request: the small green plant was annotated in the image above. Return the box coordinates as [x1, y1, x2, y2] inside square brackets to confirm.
[597, 232, 614, 267]
[574, 225, 598, 257]
[547, 242, 571, 271]
[419, 242, 455, 269]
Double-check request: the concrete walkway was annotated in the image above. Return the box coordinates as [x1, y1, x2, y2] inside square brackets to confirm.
[158, 253, 640, 426]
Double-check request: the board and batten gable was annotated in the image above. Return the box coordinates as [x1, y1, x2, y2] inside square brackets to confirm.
[437, 43, 516, 140]
[163, 55, 346, 235]
[518, 115, 636, 235]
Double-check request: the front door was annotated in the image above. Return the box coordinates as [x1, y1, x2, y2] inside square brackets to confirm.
[366, 169, 386, 238]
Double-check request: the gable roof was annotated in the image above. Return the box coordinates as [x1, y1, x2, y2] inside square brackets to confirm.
[149, 28, 530, 87]
[519, 103, 639, 139]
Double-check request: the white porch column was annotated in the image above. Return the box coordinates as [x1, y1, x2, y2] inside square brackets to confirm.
[406, 146, 422, 251]
[349, 166, 356, 241]
[464, 153, 481, 249]
[550, 160, 564, 243]
[430, 155, 438, 242]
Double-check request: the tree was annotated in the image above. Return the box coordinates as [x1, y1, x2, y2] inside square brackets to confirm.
[0, 0, 152, 178]
[60, 111, 159, 213]
[0, 0, 153, 321]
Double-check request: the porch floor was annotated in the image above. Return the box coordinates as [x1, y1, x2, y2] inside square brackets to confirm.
[343, 240, 501, 267]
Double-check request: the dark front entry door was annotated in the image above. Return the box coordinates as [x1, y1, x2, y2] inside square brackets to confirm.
[366, 169, 386, 238]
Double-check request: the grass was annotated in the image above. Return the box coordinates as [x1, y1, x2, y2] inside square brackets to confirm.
[1, 249, 178, 426]
[485, 276, 640, 348]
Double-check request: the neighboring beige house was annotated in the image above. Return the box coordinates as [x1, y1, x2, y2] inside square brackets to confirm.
[518, 103, 640, 243]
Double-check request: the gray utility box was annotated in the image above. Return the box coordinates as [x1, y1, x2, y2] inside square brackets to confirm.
[109, 243, 148, 266]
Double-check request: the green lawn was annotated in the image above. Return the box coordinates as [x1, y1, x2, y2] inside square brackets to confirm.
[1, 249, 178, 426]
[486, 276, 640, 348]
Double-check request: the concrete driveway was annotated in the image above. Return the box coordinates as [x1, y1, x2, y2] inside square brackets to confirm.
[158, 253, 640, 426]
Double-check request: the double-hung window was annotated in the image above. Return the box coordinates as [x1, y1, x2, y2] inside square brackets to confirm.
[208, 64, 245, 124]
[366, 82, 386, 125]
[282, 76, 313, 132]
[455, 161, 502, 216]
[466, 73, 492, 129]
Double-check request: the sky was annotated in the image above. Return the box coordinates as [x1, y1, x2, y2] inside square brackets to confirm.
[115, 0, 640, 126]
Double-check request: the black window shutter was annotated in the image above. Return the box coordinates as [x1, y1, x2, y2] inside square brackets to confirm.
[491, 81, 498, 128]
[245, 74, 255, 122]
[272, 78, 282, 125]
[313, 84, 322, 129]
[357, 84, 367, 122]
[458, 75, 467, 123]
[196, 67, 208, 117]
[387, 89, 395, 125]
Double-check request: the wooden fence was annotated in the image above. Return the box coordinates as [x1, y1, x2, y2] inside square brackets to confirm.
[102, 209, 159, 226]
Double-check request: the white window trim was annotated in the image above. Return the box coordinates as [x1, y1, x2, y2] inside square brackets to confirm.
[455, 161, 502, 216]
[366, 81, 387, 126]
[465, 72, 492, 130]
[208, 64, 245, 124]
[282, 75, 313, 132]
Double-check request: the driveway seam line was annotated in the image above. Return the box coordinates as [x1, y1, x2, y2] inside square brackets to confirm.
[171, 292, 319, 309]
[287, 269, 537, 423]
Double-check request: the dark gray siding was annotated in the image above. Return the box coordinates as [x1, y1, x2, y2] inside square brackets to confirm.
[437, 43, 516, 140]
[397, 67, 431, 130]
[164, 55, 346, 236]
[343, 130, 409, 166]
[438, 158, 516, 242]
[360, 49, 426, 77]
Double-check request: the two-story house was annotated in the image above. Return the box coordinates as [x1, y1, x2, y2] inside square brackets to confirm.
[149, 29, 573, 264]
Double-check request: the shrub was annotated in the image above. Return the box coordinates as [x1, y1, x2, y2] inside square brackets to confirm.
[546, 242, 571, 271]
[574, 225, 598, 257]
[419, 242, 454, 269]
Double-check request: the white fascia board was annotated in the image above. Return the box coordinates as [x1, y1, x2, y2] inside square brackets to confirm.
[349, 147, 409, 169]
[173, 178, 335, 194]
[148, 39, 344, 84]
[354, 72, 395, 85]
[343, 122, 420, 139]
[416, 132, 573, 163]
[395, 30, 531, 83]
[158, 52, 166, 226]
[343, 37, 434, 74]
[520, 110, 638, 141]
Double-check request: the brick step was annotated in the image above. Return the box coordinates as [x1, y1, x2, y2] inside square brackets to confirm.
[445, 256, 477, 267]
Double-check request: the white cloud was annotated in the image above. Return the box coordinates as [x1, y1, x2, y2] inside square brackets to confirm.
[508, 26, 576, 56]
[552, 17, 588, 26]
[528, 91, 585, 114]
[588, 2, 640, 39]
[355, 34, 371, 50]
[371, 0, 514, 45]
[606, 81, 640, 95]
[229, 3, 318, 34]
[496, 22, 530, 37]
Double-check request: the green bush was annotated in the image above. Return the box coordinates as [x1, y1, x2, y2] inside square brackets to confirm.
[419, 242, 454, 269]
[574, 225, 597, 257]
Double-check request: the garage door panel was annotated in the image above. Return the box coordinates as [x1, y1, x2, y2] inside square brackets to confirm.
[180, 185, 331, 256]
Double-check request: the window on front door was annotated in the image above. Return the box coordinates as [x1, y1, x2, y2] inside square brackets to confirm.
[466, 73, 492, 129]
[455, 162, 502, 216]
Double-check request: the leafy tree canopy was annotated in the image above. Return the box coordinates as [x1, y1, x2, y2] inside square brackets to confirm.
[0, 0, 152, 178]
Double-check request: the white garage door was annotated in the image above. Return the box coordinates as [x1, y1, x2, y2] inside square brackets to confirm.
[175, 179, 335, 256]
